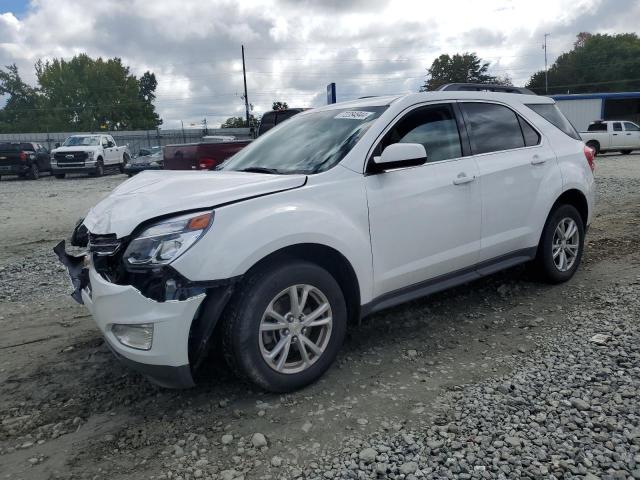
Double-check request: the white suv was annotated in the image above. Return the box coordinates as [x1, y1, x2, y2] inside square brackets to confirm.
[55, 88, 595, 392]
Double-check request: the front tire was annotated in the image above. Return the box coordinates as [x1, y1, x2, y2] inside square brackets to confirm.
[119, 153, 130, 173]
[92, 159, 104, 177]
[222, 260, 347, 392]
[27, 163, 40, 180]
[535, 204, 585, 284]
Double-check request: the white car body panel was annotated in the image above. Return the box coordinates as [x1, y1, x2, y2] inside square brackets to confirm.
[83, 170, 307, 238]
[171, 166, 375, 303]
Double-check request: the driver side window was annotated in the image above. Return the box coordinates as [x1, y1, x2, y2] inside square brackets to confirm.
[374, 104, 463, 163]
[102, 137, 109, 148]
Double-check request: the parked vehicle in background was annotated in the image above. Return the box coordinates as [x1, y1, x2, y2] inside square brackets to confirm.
[135, 146, 161, 158]
[202, 135, 237, 143]
[56, 87, 595, 392]
[50, 134, 130, 178]
[0, 142, 51, 180]
[580, 120, 640, 155]
[163, 139, 251, 170]
[257, 108, 306, 136]
[125, 147, 163, 176]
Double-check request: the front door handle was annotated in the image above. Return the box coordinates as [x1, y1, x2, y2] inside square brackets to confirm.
[531, 155, 547, 165]
[453, 174, 475, 185]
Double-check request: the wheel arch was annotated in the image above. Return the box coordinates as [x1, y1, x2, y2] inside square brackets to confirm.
[552, 188, 589, 227]
[242, 243, 362, 324]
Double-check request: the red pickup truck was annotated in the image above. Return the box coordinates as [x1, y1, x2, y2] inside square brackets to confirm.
[163, 138, 251, 171]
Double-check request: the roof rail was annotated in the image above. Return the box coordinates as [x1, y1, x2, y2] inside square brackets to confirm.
[436, 83, 536, 95]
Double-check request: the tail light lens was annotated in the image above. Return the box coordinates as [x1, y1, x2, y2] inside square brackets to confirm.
[19, 151, 27, 161]
[584, 145, 595, 172]
[198, 157, 216, 170]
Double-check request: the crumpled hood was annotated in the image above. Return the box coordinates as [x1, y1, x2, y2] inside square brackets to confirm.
[83, 170, 307, 237]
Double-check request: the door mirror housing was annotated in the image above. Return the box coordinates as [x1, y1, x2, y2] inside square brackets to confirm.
[373, 143, 427, 171]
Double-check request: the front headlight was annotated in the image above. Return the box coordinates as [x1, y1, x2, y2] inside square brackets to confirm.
[123, 211, 213, 267]
[87, 151, 95, 160]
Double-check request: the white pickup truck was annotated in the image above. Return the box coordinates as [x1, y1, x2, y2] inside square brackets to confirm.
[580, 120, 640, 155]
[51, 134, 130, 178]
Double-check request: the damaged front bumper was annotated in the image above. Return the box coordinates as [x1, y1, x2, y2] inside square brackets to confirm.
[54, 240, 205, 388]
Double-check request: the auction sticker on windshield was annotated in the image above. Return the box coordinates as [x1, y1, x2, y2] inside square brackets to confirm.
[334, 111, 375, 120]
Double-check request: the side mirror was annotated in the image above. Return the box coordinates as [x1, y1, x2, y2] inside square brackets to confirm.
[373, 143, 427, 171]
[54, 142, 60, 148]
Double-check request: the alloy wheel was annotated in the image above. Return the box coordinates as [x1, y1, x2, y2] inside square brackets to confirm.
[552, 217, 580, 272]
[259, 284, 333, 374]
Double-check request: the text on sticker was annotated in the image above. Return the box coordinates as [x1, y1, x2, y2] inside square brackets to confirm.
[334, 111, 375, 120]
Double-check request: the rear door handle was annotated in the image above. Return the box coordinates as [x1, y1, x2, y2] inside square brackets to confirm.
[453, 174, 475, 185]
[531, 155, 547, 165]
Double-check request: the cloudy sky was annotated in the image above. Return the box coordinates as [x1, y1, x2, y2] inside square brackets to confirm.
[1, 0, 638, 128]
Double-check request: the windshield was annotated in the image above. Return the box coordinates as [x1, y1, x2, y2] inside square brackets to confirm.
[220, 106, 388, 174]
[63, 136, 100, 147]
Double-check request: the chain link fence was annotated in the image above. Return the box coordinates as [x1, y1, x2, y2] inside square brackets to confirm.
[0, 128, 252, 154]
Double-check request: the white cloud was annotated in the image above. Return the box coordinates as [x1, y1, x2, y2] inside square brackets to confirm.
[1, 0, 639, 128]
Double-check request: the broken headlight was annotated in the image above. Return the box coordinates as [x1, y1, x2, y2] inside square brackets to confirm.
[123, 211, 213, 267]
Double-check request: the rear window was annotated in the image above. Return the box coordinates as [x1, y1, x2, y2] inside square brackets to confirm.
[0, 143, 32, 152]
[526, 104, 581, 140]
[587, 123, 607, 132]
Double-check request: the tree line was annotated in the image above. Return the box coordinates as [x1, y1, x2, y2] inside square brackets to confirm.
[0, 54, 160, 133]
[1, 33, 639, 133]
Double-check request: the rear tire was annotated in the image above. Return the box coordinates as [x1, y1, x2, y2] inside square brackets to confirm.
[586, 141, 600, 156]
[54, 173, 66, 179]
[534, 204, 585, 284]
[222, 260, 347, 392]
[27, 163, 40, 180]
[621, 150, 632, 155]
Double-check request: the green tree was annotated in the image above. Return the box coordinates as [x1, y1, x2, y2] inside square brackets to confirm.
[420, 53, 511, 92]
[0, 54, 161, 133]
[0, 64, 42, 132]
[526, 33, 640, 94]
[272, 101, 288, 111]
[221, 114, 260, 128]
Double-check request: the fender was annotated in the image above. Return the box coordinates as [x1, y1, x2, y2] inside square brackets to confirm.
[171, 170, 375, 304]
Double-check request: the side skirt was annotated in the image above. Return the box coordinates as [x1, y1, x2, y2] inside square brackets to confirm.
[361, 247, 537, 318]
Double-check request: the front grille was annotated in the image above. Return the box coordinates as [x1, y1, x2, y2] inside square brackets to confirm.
[89, 233, 123, 257]
[54, 151, 89, 162]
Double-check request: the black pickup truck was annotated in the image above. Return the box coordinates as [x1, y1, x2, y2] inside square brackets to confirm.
[0, 142, 51, 180]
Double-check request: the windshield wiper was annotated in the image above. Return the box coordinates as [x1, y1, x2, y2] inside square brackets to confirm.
[237, 167, 282, 174]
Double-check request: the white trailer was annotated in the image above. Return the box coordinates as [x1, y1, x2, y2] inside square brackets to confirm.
[551, 92, 640, 132]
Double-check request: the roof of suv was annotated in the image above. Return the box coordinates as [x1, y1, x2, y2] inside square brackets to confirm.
[315, 90, 553, 112]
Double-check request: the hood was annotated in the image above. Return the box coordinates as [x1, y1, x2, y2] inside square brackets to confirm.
[53, 146, 100, 153]
[83, 170, 307, 237]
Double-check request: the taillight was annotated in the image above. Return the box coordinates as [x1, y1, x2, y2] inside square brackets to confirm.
[19, 151, 27, 161]
[583, 145, 595, 173]
[198, 157, 216, 170]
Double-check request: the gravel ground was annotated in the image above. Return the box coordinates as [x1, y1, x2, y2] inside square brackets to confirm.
[0, 154, 639, 479]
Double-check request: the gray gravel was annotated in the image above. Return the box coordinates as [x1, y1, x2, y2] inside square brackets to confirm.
[287, 281, 640, 480]
[1, 154, 639, 479]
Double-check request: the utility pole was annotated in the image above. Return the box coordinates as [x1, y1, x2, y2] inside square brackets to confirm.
[241, 45, 250, 128]
[543, 33, 550, 94]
